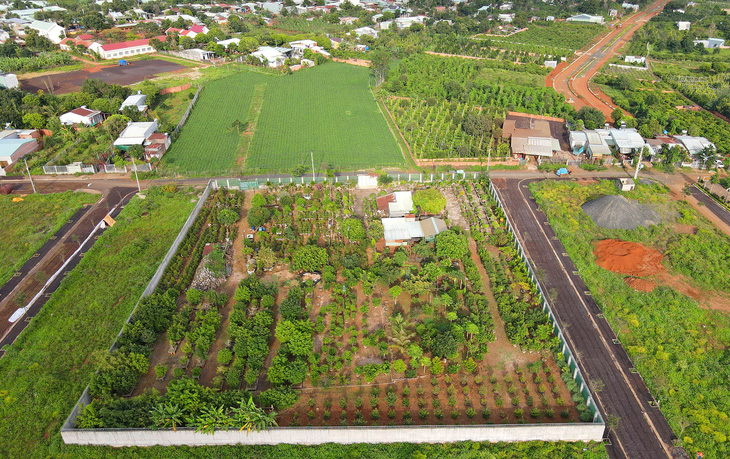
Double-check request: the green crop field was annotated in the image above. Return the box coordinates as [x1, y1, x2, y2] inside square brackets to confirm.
[0, 191, 98, 288]
[162, 63, 404, 175]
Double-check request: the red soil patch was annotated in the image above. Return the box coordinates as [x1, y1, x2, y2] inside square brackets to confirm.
[624, 277, 656, 292]
[594, 239, 664, 277]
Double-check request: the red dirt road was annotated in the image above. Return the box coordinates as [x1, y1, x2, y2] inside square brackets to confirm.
[547, 0, 670, 121]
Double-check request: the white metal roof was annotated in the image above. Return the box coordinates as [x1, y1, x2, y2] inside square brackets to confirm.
[609, 128, 645, 150]
[674, 136, 715, 154]
[383, 218, 423, 241]
[389, 191, 414, 215]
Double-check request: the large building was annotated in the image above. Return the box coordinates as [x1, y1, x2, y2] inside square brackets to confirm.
[567, 14, 605, 24]
[27, 20, 65, 44]
[0, 130, 42, 176]
[89, 36, 165, 60]
[502, 112, 563, 159]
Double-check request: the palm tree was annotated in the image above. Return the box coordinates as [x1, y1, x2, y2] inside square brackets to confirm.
[389, 313, 415, 352]
[231, 397, 278, 433]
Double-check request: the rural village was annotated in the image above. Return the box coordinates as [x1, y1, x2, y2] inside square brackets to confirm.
[0, 1, 729, 459]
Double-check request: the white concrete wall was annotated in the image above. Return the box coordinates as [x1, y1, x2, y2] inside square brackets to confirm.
[61, 423, 605, 447]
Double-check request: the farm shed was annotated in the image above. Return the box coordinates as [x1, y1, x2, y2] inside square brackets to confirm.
[114, 120, 158, 149]
[89, 36, 165, 60]
[382, 216, 447, 246]
[616, 178, 635, 192]
[502, 113, 562, 158]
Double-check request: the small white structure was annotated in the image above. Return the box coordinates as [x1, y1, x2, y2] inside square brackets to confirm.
[498, 13, 515, 23]
[545, 16, 555, 21]
[114, 120, 158, 149]
[376, 191, 414, 218]
[500, 2, 513, 10]
[567, 14, 605, 24]
[544, 60, 558, 68]
[251, 46, 289, 68]
[616, 177, 635, 192]
[353, 26, 378, 38]
[394, 15, 428, 28]
[27, 20, 65, 44]
[382, 216, 447, 246]
[119, 92, 147, 112]
[693, 38, 725, 49]
[676, 21, 691, 31]
[356, 174, 378, 189]
[624, 55, 645, 64]
[674, 136, 716, 155]
[217, 38, 240, 48]
[0, 73, 19, 89]
[59, 106, 104, 126]
[289, 39, 317, 56]
[621, 2, 639, 11]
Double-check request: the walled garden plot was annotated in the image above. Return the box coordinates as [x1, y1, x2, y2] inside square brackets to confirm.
[73, 182, 595, 434]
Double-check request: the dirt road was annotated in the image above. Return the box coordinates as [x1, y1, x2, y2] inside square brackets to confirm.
[547, 0, 670, 121]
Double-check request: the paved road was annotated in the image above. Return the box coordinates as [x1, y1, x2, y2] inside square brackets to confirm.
[0, 187, 137, 356]
[547, 0, 670, 120]
[494, 177, 676, 459]
[690, 186, 730, 227]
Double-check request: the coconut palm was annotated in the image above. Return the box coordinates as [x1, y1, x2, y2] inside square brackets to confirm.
[389, 313, 415, 352]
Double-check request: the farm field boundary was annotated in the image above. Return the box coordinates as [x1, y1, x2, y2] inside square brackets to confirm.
[61, 423, 605, 447]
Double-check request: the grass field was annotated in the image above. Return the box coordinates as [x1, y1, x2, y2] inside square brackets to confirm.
[0, 187, 195, 458]
[531, 180, 730, 459]
[162, 63, 404, 175]
[0, 191, 98, 288]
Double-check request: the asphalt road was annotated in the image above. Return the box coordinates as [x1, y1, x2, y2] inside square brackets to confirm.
[493, 177, 676, 459]
[690, 186, 730, 227]
[0, 186, 137, 356]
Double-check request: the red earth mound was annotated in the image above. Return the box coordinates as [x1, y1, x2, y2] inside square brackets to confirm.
[593, 239, 665, 277]
[624, 277, 656, 292]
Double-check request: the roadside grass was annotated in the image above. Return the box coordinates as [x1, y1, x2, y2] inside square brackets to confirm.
[530, 179, 730, 458]
[0, 192, 98, 288]
[0, 187, 195, 458]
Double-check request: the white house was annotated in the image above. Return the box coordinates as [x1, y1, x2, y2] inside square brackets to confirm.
[217, 37, 240, 48]
[567, 14, 605, 24]
[27, 20, 65, 44]
[89, 36, 165, 59]
[500, 2, 513, 10]
[621, 2, 639, 11]
[119, 92, 148, 112]
[353, 26, 378, 38]
[624, 55, 645, 64]
[544, 60, 558, 68]
[251, 46, 289, 67]
[382, 216, 447, 246]
[289, 39, 317, 56]
[59, 106, 104, 126]
[608, 128, 646, 155]
[674, 136, 716, 155]
[498, 13, 515, 23]
[0, 30, 10, 43]
[693, 38, 725, 49]
[113, 120, 158, 149]
[376, 191, 414, 218]
[395, 15, 428, 28]
[0, 73, 18, 89]
[676, 21, 691, 31]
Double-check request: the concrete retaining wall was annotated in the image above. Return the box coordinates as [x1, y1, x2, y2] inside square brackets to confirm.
[61, 423, 605, 447]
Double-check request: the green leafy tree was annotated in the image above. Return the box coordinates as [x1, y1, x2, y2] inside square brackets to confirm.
[436, 230, 469, 261]
[413, 189, 447, 214]
[150, 403, 184, 431]
[341, 218, 366, 241]
[291, 245, 328, 272]
[22, 112, 45, 129]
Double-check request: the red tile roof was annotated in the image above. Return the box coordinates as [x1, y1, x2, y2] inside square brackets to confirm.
[189, 25, 206, 33]
[100, 36, 165, 52]
[147, 133, 168, 142]
[376, 194, 395, 212]
[78, 34, 93, 40]
[69, 107, 99, 117]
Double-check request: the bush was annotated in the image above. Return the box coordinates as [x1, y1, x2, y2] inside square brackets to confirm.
[393, 359, 406, 373]
[514, 408, 523, 419]
[186, 288, 203, 305]
[217, 349, 233, 365]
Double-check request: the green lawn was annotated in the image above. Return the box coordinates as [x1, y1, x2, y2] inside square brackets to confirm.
[162, 63, 404, 175]
[0, 187, 195, 458]
[530, 179, 730, 459]
[0, 191, 98, 288]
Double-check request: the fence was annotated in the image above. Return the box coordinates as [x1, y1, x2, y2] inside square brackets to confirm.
[174, 85, 203, 137]
[103, 163, 153, 174]
[486, 179, 603, 425]
[42, 163, 96, 175]
[61, 422, 605, 447]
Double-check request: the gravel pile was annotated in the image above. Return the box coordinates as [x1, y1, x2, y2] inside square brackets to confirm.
[582, 195, 661, 230]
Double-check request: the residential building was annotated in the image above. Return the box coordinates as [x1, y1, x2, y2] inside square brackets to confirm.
[59, 106, 104, 126]
[251, 46, 290, 67]
[624, 55, 645, 64]
[0, 132, 41, 176]
[621, 2, 639, 11]
[353, 26, 378, 38]
[676, 21, 691, 31]
[569, 130, 611, 159]
[89, 36, 165, 59]
[502, 112, 562, 158]
[113, 120, 158, 149]
[289, 39, 317, 56]
[566, 14, 605, 24]
[0, 73, 18, 89]
[27, 20, 65, 44]
[498, 13, 515, 23]
[674, 135, 716, 155]
[376, 191, 414, 218]
[120, 92, 148, 112]
[693, 38, 725, 48]
[544, 60, 557, 68]
[382, 215, 447, 247]
[143, 133, 170, 160]
[608, 128, 646, 155]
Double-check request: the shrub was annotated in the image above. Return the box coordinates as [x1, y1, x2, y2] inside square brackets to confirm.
[370, 409, 380, 420]
[561, 410, 570, 419]
[481, 408, 491, 419]
[388, 409, 396, 419]
[186, 288, 203, 305]
[545, 408, 555, 418]
[514, 408, 523, 419]
[466, 407, 476, 418]
[531, 408, 541, 418]
[450, 410, 459, 419]
[323, 410, 331, 420]
[217, 349, 233, 365]
[434, 409, 444, 419]
[393, 359, 406, 373]
[419, 409, 429, 419]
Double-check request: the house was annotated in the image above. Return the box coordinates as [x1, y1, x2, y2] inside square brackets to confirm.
[179, 24, 209, 39]
[59, 36, 94, 51]
[59, 106, 104, 126]
[544, 60, 557, 68]
[289, 39, 317, 57]
[567, 14, 605, 24]
[498, 13, 515, 23]
[356, 174, 378, 189]
[251, 46, 290, 67]
[27, 20, 65, 44]
[502, 112, 562, 158]
[143, 133, 170, 160]
[113, 120, 158, 149]
[376, 191, 414, 218]
[353, 26, 378, 38]
[260, 2, 283, 14]
[340, 16, 359, 25]
[500, 2, 513, 10]
[545, 16, 555, 21]
[621, 2, 639, 11]
[0, 30, 10, 43]
[609, 9, 618, 18]
[395, 15, 428, 28]
[693, 38, 725, 49]
[624, 55, 645, 64]
[179, 48, 215, 61]
[382, 215, 447, 247]
[646, 135, 683, 158]
[569, 130, 612, 159]
[0, 133, 41, 176]
[0, 73, 18, 89]
[676, 21, 691, 31]
[89, 36, 165, 59]
[674, 135, 716, 155]
[616, 178, 635, 192]
[608, 128, 646, 155]
[217, 37, 240, 49]
[119, 92, 148, 112]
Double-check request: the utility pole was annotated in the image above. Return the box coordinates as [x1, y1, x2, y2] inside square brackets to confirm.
[131, 156, 141, 193]
[633, 147, 645, 181]
[24, 158, 36, 194]
[310, 150, 315, 183]
[487, 148, 492, 174]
